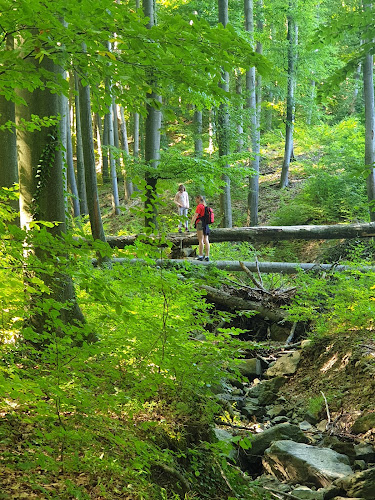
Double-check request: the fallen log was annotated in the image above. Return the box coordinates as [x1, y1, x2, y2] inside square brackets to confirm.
[92, 258, 375, 274]
[200, 285, 289, 322]
[105, 222, 375, 248]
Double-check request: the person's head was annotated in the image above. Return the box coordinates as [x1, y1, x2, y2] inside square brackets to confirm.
[178, 184, 185, 192]
[195, 195, 206, 206]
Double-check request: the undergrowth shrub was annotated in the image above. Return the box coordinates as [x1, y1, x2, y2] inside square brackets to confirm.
[286, 267, 375, 338]
[270, 119, 368, 226]
[0, 198, 254, 499]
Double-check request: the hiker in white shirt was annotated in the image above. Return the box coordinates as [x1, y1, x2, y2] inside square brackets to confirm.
[174, 184, 190, 232]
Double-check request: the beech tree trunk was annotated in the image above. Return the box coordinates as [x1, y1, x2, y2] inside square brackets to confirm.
[235, 71, 244, 154]
[119, 105, 133, 200]
[74, 72, 88, 215]
[143, 0, 162, 228]
[194, 108, 203, 158]
[77, 51, 107, 244]
[218, 0, 232, 228]
[16, 53, 85, 330]
[65, 96, 80, 218]
[0, 35, 18, 215]
[245, 0, 260, 227]
[280, 4, 298, 189]
[363, 34, 375, 221]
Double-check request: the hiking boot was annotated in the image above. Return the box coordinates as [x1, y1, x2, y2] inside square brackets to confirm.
[185, 228, 189, 232]
[204, 257, 210, 261]
[178, 228, 182, 233]
[196, 256, 203, 261]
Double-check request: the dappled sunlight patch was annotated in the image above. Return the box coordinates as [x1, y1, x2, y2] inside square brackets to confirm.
[339, 352, 352, 369]
[320, 353, 339, 373]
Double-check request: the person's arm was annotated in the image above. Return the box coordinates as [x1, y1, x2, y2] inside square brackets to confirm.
[191, 210, 198, 225]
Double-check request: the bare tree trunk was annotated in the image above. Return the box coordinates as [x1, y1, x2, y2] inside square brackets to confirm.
[245, 0, 260, 227]
[256, 0, 263, 132]
[112, 99, 122, 185]
[105, 222, 375, 248]
[218, 0, 232, 228]
[65, 96, 80, 218]
[77, 54, 107, 244]
[119, 105, 133, 200]
[16, 53, 85, 329]
[194, 108, 203, 157]
[235, 71, 244, 153]
[143, 0, 162, 228]
[208, 108, 215, 155]
[280, 4, 298, 189]
[104, 71, 120, 215]
[364, 49, 375, 221]
[74, 72, 88, 215]
[0, 35, 18, 216]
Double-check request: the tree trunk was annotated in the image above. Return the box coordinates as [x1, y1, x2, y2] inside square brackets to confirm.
[143, 0, 162, 228]
[194, 108, 203, 157]
[65, 95, 80, 218]
[235, 71, 244, 154]
[119, 105, 133, 200]
[245, 0, 260, 227]
[112, 100, 122, 184]
[16, 53, 85, 330]
[74, 72, 88, 215]
[99, 258, 375, 275]
[105, 72, 120, 215]
[208, 108, 215, 155]
[105, 222, 375, 248]
[363, 46, 375, 221]
[218, 0, 232, 228]
[201, 284, 288, 321]
[280, 5, 298, 189]
[0, 35, 18, 216]
[256, 0, 263, 132]
[77, 54, 107, 244]
[102, 111, 110, 184]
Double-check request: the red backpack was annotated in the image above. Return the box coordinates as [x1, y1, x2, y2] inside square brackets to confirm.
[204, 206, 214, 224]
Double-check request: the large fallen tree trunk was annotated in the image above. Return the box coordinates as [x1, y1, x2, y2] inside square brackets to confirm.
[105, 222, 375, 248]
[200, 285, 289, 322]
[92, 258, 375, 274]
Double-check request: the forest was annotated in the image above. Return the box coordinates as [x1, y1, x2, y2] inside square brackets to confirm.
[1, 0, 375, 499]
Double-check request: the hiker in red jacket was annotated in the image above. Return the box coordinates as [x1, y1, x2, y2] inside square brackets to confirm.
[191, 195, 210, 261]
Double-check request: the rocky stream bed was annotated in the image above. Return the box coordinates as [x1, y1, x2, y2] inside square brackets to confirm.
[212, 335, 375, 499]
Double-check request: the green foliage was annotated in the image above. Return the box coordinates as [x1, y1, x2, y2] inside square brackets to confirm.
[286, 266, 375, 337]
[270, 119, 368, 226]
[0, 195, 253, 498]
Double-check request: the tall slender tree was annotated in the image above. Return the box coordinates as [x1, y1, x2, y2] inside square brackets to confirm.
[363, 3, 375, 221]
[74, 72, 88, 215]
[280, 0, 298, 188]
[0, 35, 18, 214]
[77, 48, 107, 244]
[143, 0, 162, 228]
[245, 0, 260, 226]
[218, 0, 232, 228]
